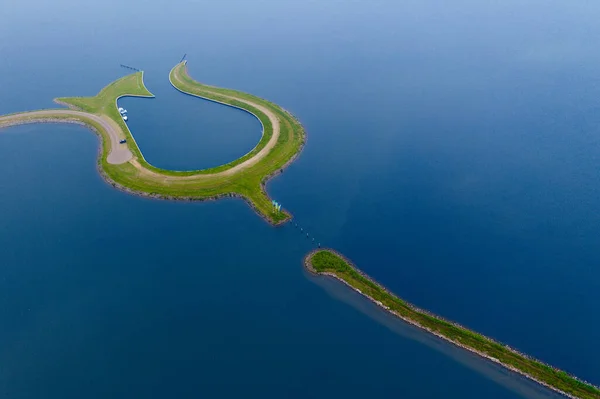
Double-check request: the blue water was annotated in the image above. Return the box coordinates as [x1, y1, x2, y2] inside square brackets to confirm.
[119, 69, 262, 171]
[1, 1, 599, 398]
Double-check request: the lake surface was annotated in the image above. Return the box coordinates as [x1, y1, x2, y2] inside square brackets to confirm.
[1, 1, 599, 398]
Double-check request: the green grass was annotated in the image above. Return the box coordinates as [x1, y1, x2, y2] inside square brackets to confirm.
[57, 72, 154, 114]
[56, 71, 155, 170]
[307, 249, 600, 399]
[14, 63, 305, 224]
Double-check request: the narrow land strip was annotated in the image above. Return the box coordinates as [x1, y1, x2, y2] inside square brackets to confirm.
[304, 249, 600, 399]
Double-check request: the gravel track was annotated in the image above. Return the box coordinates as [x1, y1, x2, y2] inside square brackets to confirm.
[0, 110, 132, 164]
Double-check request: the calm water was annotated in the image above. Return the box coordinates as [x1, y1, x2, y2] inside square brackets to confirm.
[119, 71, 263, 171]
[1, 1, 599, 398]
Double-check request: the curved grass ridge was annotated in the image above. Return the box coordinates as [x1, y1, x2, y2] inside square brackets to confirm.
[304, 249, 600, 399]
[167, 64, 271, 175]
[0, 64, 306, 225]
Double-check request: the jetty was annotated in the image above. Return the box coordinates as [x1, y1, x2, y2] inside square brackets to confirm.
[304, 249, 600, 399]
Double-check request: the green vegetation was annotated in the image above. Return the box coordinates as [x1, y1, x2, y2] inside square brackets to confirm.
[57, 72, 154, 114]
[1, 63, 305, 224]
[77, 63, 302, 223]
[306, 249, 600, 399]
[57, 71, 154, 161]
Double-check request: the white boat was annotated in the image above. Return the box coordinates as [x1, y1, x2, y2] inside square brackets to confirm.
[118, 107, 127, 115]
[122, 115, 128, 121]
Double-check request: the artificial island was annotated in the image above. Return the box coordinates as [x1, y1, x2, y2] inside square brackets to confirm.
[1, 62, 598, 399]
[0, 61, 305, 225]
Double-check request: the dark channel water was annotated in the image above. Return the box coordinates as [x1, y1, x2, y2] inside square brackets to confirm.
[1, 1, 599, 398]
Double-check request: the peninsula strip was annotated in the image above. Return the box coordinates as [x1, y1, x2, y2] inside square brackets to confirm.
[304, 249, 600, 399]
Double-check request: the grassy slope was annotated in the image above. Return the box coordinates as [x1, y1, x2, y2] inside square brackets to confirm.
[161, 62, 305, 222]
[307, 250, 600, 399]
[56, 65, 305, 224]
[57, 72, 154, 163]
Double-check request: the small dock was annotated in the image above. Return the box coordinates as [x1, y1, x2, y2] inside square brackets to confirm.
[120, 64, 140, 72]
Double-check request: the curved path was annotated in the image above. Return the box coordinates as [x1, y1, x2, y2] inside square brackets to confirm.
[165, 64, 280, 179]
[125, 84, 281, 181]
[0, 109, 132, 164]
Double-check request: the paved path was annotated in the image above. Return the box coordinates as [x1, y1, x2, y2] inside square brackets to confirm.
[0, 110, 132, 164]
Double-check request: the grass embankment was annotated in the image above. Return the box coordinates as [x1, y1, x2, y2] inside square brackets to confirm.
[5, 63, 305, 224]
[60, 63, 303, 224]
[163, 62, 306, 222]
[305, 250, 600, 399]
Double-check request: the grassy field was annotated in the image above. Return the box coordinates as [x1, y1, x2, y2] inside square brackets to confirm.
[13, 63, 306, 224]
[306, 249, 600, 399]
